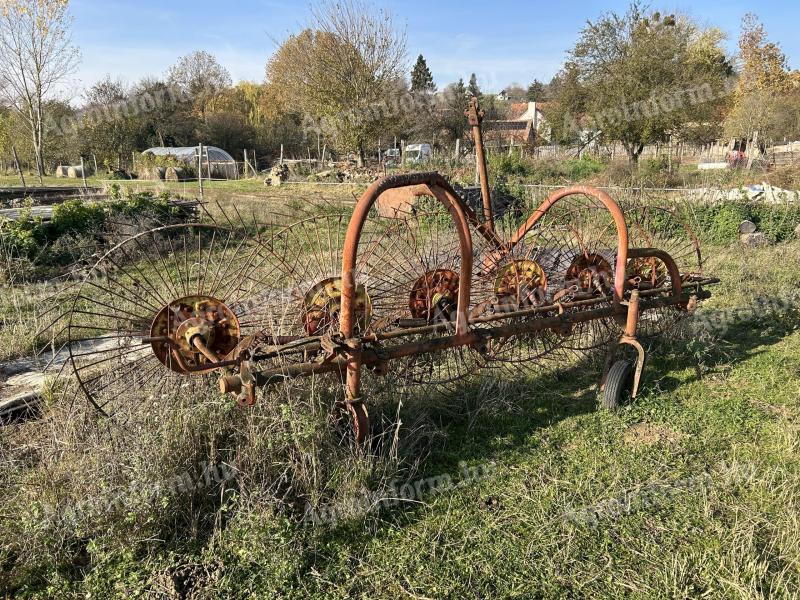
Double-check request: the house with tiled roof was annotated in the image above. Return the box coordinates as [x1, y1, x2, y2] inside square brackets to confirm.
[483, 101, 551, 147]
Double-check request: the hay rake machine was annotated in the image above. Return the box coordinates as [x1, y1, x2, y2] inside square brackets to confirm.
[60, 99, 718, 443]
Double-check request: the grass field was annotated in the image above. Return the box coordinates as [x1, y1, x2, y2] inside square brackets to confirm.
[1, 182, 800, 598]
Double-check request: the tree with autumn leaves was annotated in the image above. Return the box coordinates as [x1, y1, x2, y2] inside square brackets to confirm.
[266, 0, 407, 166]
[723, 14, 800, 145]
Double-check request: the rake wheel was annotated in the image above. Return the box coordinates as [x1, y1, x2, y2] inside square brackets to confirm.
[356, 207, 482, 392]
[65, 222, 279, 420]
[470, 192, 623, 372]
[469, 238, 563, 373]
[624, 204, 703, 339]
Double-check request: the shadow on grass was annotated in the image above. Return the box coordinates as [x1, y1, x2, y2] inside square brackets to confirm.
[431, 311, 798, 467]
[311, 309, 800, 547]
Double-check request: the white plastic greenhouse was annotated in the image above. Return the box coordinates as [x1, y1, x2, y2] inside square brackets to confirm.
[142, 146, 238, 180]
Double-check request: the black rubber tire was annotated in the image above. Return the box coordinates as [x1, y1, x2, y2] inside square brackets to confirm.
[602, 360, 634, 410]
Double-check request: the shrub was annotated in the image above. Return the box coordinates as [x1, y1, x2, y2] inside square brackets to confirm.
[0, 192, 184, 281]
[50, 199, 106, 237]
[686, 200, 800, 244]
[488, 152, 533, 179]
[487, 154, 606, 185]
[561, 156, 604, 181]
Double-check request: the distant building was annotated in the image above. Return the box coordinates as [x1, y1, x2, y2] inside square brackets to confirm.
[483, 101, 551, 147]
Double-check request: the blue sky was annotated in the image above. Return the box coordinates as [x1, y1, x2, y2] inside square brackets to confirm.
[68, 0, 800, 98]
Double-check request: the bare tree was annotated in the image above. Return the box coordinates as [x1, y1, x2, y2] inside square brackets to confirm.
[267, 0, 407, 166]
[0, 0, 79, 179]
[167, 50, 232, 118]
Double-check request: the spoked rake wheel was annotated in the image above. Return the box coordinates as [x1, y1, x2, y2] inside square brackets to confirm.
[469, 239, 564, 374]
[65, 223, 282, 420]
[624, 204, 704, 339]
[471, 192, 624, 372]
[356, 206, 482, 393]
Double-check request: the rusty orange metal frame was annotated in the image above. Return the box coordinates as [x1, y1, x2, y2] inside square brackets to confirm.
[338, 172, 645, 428]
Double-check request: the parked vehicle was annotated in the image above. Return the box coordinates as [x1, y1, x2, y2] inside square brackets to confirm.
[383, 148, 401, 165]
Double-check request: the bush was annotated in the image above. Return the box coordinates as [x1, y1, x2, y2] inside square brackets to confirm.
[487, 154, 606, 185]
[687, 200, 800, 244]
[488, 152, 533, 178]
[50, 199, 106, 237]
[0, 192, 183, 281]
[561, 156, 604, 180]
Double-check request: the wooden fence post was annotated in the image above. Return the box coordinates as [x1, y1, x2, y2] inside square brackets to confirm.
[198, 144, 204, 199]
[11, 146, 26, 191]
[80, 157, 87, 190]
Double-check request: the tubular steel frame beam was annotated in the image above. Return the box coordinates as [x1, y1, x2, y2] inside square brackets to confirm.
[339, 172, 476, 410]
[223, 287, 712, 394]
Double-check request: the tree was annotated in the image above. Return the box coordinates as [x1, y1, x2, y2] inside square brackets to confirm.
[266, 0, 407, 166]
[128, 78, 197, 148]
[209, 82, 272, 128]
[735, 14, 794, 94]
[167, 51, 232, 118]
[437, 78, 469, 142]
[724, 15, 800, 143]
[202, 111, 255, 152]
[410, 54, 435, 93]
[526, 79, 547, 101]
[467, 73, 481, 98]
[557, 2, 732, 165]
[78, 77, 137, 166]
[42, 98, 78, 166]
[0, 0, 79, 178]
[503, 84, 527, 102]
[0, 104, 10, 163]
[547, 64, 589, 144]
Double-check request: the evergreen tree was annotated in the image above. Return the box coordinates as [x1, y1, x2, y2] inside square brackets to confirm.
[410, 54, 436, 93]
[526, 79, 546, 101]
[467, 73, 481, 97]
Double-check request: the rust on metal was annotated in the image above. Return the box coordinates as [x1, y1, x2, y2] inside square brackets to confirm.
[150, 295, 240, 374]
[62, 98, 720, 446]
[465, 96, 494, 231]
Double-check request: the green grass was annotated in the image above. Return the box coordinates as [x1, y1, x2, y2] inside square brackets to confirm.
[10, 306, 798, 598]
[0, 174, 366, 197]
